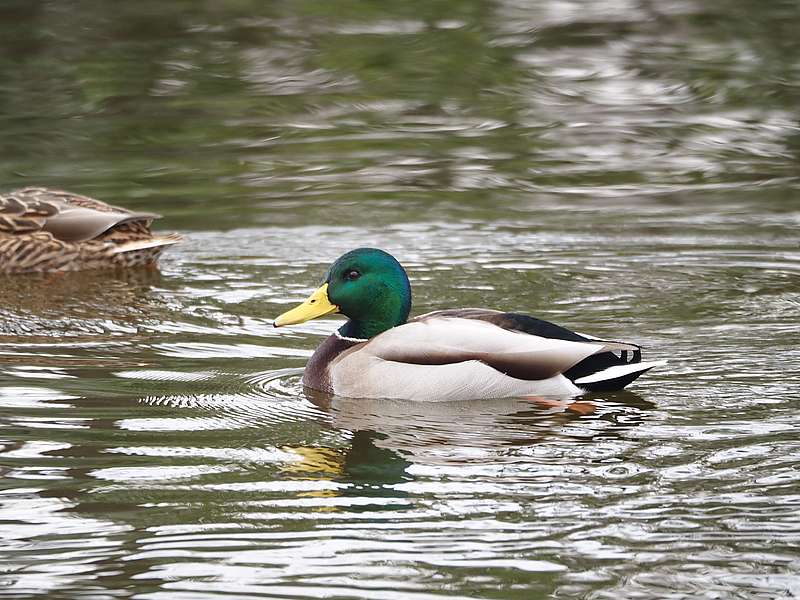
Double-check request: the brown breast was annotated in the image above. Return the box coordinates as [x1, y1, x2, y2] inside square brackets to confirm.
[302, 335, 363, 393]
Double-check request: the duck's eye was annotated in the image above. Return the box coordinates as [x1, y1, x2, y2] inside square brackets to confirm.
[345, 269, 361, 281]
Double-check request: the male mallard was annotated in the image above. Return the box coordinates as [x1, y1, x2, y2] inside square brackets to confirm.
[0, 187, 181, 273]
[273, 248, 665, 401]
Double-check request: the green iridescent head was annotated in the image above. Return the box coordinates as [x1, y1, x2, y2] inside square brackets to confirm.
[274, 248, 412, 339]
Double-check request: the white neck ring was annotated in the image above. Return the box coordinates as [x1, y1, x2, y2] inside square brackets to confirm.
[334, 330, 368, 343]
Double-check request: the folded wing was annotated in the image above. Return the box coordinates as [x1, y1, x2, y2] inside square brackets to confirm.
[366, 317, 638, 381]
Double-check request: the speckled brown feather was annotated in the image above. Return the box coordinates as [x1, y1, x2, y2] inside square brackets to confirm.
[0, 187, 182, 273]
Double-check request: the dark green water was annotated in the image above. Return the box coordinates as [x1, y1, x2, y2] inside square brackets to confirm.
[1, 1, 799, 598]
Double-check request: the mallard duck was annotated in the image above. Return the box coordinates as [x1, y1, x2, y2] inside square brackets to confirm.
[0, 187, 182, 273]
[273, 248, 665, 401]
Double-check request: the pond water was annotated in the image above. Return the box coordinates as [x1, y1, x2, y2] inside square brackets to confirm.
[1, 1, 799, 598]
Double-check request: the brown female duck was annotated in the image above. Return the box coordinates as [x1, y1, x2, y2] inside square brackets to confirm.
[0, 187, 181, 273]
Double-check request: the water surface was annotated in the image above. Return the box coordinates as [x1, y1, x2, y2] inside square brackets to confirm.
[1, 0, 799, 598]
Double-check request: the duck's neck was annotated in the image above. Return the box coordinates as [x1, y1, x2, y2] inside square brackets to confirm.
[338, 319, 394, 340]
[338, 288, 411, 340]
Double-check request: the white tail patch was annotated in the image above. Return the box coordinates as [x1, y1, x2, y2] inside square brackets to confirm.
[574, 360, 667, 385]
[110, 233, 183, 255]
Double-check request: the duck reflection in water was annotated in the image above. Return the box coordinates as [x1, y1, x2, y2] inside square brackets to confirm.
[0, 268, 168, 339]
[280, 387, 656, 491]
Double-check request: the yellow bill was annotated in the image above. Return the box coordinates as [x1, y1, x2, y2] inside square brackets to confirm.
[273, 283, 339, 327]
